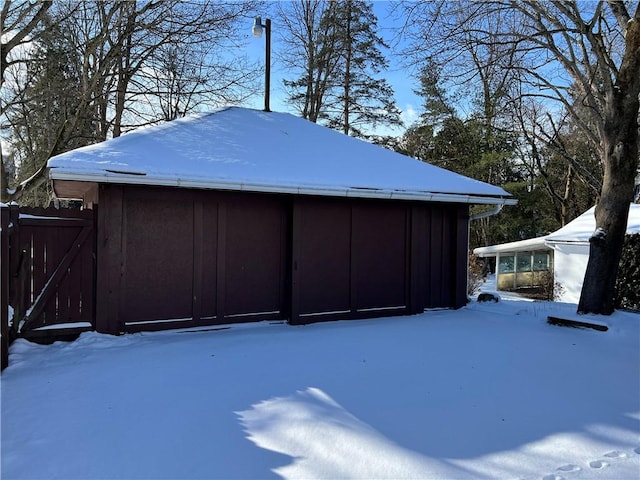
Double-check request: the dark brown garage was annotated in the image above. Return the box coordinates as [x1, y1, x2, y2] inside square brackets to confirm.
[46, 107, 515, 334]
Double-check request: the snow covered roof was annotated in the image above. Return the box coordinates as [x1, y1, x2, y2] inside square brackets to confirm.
[473, 235, 549, 256]
[474, 204, 640, 257]
[545, 204, 640, 244]
[47, 107, 514, 205]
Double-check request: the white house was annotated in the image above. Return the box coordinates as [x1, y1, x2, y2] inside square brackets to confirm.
[474, 204, 640, 303]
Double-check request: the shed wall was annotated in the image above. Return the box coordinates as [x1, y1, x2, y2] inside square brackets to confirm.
[290, 198, 411, 323]
[97, 185, 289, 333]
[96, 185, 469, 333]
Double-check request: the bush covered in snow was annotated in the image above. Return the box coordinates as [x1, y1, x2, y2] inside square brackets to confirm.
[616, 233, 640, 310]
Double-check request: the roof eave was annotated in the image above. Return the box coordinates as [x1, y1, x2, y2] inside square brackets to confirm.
[49, 169, 516, 206]
[544, 239, 590, 246]
[474, 237, 549, 256]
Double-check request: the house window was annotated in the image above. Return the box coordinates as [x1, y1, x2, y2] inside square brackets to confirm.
[498, 255, 515, 273]
[533, 252, 550, 271]
[517, 252, 532, 272]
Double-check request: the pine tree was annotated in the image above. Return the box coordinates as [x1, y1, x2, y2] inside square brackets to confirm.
[280, 0, 401, 138]
[320, 0, 401, 138]
[279, 0, 343, 123]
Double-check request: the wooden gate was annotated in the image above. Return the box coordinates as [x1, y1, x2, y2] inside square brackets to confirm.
[5, 205, 96, 345]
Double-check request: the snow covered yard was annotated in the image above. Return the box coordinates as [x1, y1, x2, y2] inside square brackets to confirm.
[1, 299, 639, 480]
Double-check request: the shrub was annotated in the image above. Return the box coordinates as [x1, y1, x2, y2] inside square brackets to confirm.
[468, 252, 485, 295]
[615, 233, 640, 310]
[538, 271, 565, 301]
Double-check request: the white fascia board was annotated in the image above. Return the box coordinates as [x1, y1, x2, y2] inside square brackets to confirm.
[474, 236, 549, 256]
[49, 170, 517, 206]
[545, 239, 590, 247]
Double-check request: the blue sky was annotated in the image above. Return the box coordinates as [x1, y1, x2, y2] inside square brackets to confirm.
[243, 1, 422, 136]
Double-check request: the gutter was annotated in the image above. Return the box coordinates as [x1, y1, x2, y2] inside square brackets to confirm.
[49, 170, 518, 206]
[544, 239, 590, 246]
[469, 203, 505, 221]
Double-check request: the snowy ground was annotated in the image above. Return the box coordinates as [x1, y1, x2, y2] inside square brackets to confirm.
[1, 296, 639, 480]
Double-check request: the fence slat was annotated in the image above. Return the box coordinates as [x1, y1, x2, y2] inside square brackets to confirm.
[1, 205, 9, 371]
[5, 206, 96, 342]
[20, 225, 93, 333]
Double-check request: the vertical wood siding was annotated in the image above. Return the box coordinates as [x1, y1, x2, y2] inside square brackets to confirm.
[1, 205, 10, 370]
[96, 185, 470, 333]
[97, 186, 289, 333]
[291, 197, 410, 324]
[10, 207, 95, 330]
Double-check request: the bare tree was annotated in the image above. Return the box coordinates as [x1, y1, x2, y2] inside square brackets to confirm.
[403, 0, 640, 314]
[0, 0, 52, 85]
[1, 0, 260, 205]
[1, 0, 53, 202]
[277, 0, 343, 122]
[513, 96, 602, 226]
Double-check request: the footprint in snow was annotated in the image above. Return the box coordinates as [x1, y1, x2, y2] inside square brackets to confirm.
[603, 450, 628, 459]
[589, 460, 609, 469]
[542, 474, 565, 480]
[557, 464, 581, 473]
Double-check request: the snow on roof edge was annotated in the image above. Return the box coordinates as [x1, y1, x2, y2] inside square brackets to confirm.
[475, 203, 640, 255]
[47, 107, 515, 204]
[474, 235, 549, 257]
[49, 169, 516, 205]
[546, 204, 640, 244]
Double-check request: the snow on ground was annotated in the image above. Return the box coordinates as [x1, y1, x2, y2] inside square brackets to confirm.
[1, 298, 639, 480]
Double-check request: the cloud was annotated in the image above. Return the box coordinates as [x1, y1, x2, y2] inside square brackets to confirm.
[401, 104, 419, 127]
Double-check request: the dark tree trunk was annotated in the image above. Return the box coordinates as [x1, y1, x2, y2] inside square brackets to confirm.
[578, 16, 640, 315]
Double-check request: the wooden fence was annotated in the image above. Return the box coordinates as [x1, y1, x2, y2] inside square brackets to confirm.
[1, 204, 96, 371]
[1, 205, 9, 370]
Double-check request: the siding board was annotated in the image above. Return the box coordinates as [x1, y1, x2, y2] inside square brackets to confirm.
[200, 199, 218, 320]
[96, 184, 124, 334]
[96, 186, 470, 333]
[352, 203, 407, 312]
[223, 195, 287, 320]
[294, 198, 351, 319]
[121, 190, 194, 324]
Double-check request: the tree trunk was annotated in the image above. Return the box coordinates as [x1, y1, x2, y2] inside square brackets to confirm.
[578, 15, 640, 315]
[0, 153, 10, 203]
[342, 1, 352, 136]
[112, 1, 135, 138]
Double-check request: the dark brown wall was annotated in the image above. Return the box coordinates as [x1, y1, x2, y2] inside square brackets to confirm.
[9, 206, 95, 329]
[96, 186, 288, 333]
[1, 205, 9, 370]
[419, 204, 469, 309]
[122, 189, 195, 323]
[96, 185, 469, 333]
[291, 197, 410, 324]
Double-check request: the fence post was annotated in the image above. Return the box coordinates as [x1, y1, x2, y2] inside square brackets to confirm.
[1, 203, 9, 371]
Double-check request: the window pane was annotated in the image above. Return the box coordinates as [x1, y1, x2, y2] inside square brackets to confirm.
[517, 252, 532, 272]
[533, 252, 549, 271]
[499, 255, 514, 273]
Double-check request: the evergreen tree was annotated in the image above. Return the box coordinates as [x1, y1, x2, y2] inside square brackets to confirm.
[279, 0, 401, 139]
[415, 61, 455, 129]
[320, 0, 401, 138]
[398, 115, 525, 248]
[279, 0, 343, 123]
